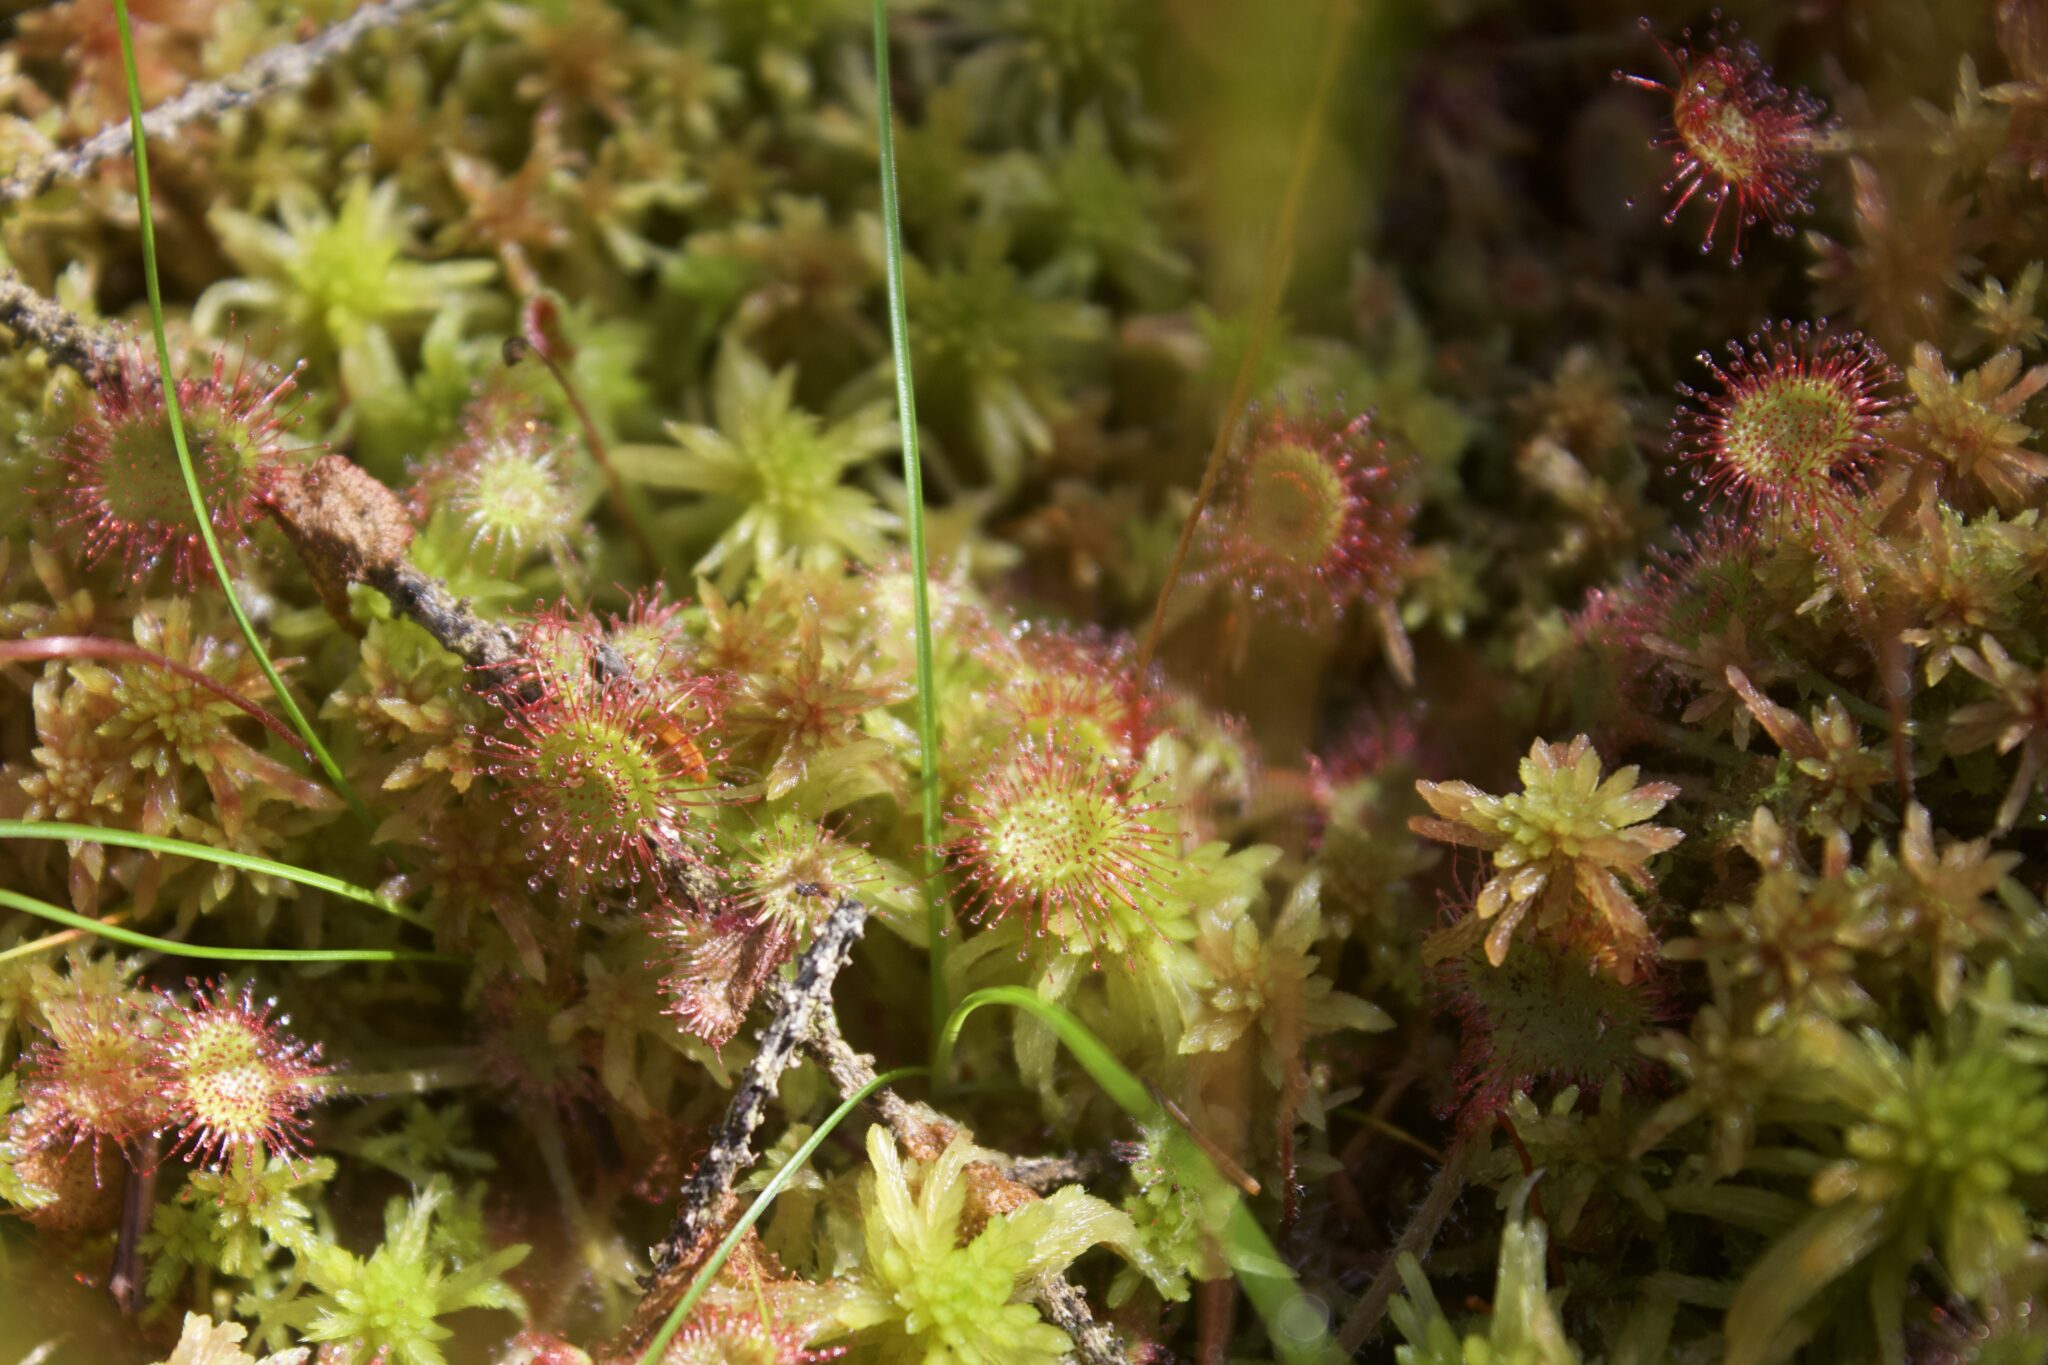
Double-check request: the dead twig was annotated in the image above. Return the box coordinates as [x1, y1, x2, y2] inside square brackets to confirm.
[0, 271, 119, 378]
[1004, 1152, 1099, 1192]
[611, 895, 874, 1355]
[0, 0, 436, 208]
[803, 1004, 953, 1157]
[1336, 1131, 1477, 1354]
[1036, 1272, 1129, 1365]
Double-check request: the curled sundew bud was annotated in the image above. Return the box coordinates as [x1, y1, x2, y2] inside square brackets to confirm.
[653, 908, 757, 1048]
[474, 651, 728, 899]
[54, 343, 309, 585]
[1671, 320, 1902, 533]
[1191, 400, 1415, 620]
[944, 729, 1180, 967]
[655, 817, 901, 1046]
[660, 1310, 842, 1365]
[409, 395, 586, 577]
[1616, 18, 1826, 264]
[155, 979, 323, 1171]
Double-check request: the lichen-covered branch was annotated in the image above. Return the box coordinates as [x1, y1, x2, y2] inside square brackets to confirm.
[646, 892, 869, 1276]
[1036, 1272, 1128, 1365]
[0, 0, 435, 207]
[803, 1005, 955, 1158]
[360, 561, 524, 672]
[611, 894, 873, 1355]
[0, 271, 119, 377]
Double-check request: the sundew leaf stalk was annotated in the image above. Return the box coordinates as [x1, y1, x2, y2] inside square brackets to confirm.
[1137, 0, 1359, 674]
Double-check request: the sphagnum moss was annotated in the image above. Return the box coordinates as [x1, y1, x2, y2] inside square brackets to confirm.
[1, 3, 2047, 1365]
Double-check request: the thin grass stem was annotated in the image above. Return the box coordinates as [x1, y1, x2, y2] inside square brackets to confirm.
[111, 0, 372, 828]
[0, 636, 310, 757]
[0, 820, 431, 930]
[870, 0, 947, 1062]
[0, 888, 457, 965]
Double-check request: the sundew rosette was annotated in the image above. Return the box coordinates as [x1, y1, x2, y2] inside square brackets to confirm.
[1191, 400, 1415, 618]
[943, 727, 1185, 968]
[53, 344, 308, 585]
[1617, 18, 1827, 264]
[474, 633, 729, 901]
[1670, 319, 1902, 533]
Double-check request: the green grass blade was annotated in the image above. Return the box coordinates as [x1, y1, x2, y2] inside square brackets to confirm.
[937, 987, 1342, 1365]
[0, 888, 457, 965]
[870, 0, 947, 1059]
[111, 0, 372, 829]
[937, 985, 1153, 1115]
[638, 1065, 929, 1365]
[0, 820, 431, 930]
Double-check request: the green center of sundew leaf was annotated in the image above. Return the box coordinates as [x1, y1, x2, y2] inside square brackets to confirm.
[665, 1326, 786, 1365]
[1240, 441, 1348, 570]
[99, 404, 246, 531]
[1677, 68, 1766, 184]
[989, 786, 1126, 898]
[462, 446, 562, 541]
[184, 1020, 275, 1131]
[1724, 376, 1856, 491]
[533, 715, 673, 836]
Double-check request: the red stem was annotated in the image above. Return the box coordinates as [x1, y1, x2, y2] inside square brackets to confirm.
[530, 346, 661, 577]
[0, 636, 309, 758]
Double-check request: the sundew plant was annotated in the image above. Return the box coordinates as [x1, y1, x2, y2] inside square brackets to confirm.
[0, 1, 2046, 1363]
